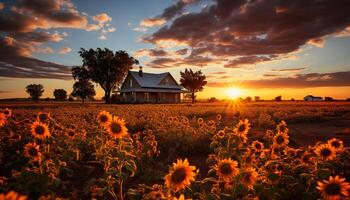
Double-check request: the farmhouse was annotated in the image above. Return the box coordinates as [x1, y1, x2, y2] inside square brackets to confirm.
[120, 67, 182, 103]
[304, 95, 323, 101]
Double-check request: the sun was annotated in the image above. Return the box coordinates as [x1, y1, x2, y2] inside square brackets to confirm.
[227, 88, 242, 99]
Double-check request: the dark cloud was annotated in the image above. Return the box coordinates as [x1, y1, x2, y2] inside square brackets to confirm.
[144, 0, 350, 66]
[176, 48, 188, 55]
[224, 55, 277, 68]
[148, 55, 222, 68]
[140, 0, 198, 27]
[0, 35, 71, 80]
[207, 71, 350, 88]
[271, 67, 307, 72]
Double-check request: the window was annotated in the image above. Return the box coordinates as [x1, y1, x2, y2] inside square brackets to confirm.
[130, 79, 133, 87]
[165, 78, 169, 85]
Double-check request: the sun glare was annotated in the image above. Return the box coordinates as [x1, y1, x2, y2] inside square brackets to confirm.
[227, 88, 242, 99]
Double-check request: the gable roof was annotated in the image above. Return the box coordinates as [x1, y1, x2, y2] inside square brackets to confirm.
[128, 71, 182, 90]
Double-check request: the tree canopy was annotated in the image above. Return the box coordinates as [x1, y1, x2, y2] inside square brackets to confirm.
[180, 69, 207, 103]
[25, 84, 44, 101]
[78, 48, 139, 103]
[53, 89, 67, 101]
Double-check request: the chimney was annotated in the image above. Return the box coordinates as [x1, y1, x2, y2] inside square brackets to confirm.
[138, 66, 143, 77]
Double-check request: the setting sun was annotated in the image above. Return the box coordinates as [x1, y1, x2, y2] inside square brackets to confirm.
[227, 88, 242, 99]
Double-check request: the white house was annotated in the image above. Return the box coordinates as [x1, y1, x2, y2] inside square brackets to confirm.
[304, 95, 323, 101]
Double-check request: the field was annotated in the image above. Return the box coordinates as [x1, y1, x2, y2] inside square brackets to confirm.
[0, 101, 350, 199]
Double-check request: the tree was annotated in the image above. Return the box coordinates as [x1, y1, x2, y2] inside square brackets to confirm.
[26, 84, 44, 102]
[78, 48, 138, 103]
[53, 89, 67, 101]
[71, 66, 96, 103]
[71, 79, 96, 103]
[275, 95, 282, 101]
[180, 69, 207, 103]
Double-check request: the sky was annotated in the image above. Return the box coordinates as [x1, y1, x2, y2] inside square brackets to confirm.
[0, 0, 350, 100]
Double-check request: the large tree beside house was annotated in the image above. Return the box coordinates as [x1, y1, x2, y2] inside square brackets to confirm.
[180, 69, 207, 103]
[78, 48, 139, 103]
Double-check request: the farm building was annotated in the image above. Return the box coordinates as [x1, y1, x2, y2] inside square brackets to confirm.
[304, 95, 323, 101]
[119, 67, 183, 103]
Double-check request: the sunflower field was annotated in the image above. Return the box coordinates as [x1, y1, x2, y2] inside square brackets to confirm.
[0, 102, 350, 200]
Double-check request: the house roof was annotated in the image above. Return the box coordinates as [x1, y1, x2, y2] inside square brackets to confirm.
[128, 71, 182, 90]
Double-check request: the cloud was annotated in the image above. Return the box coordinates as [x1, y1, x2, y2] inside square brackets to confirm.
[138, 0, 198, 29]
[90, 13, 115, 39]
[0, 2, 4, 10]
[140, 18, 166, 27]
[36, 47, 54, 54]
[134, 48, 169, 57]
[143, 0, 350, 67]
[271, 67, 307, 72]
[224, 55, 277, 68]
[58, 47, 72, 54]
[176, 48, 188, 55]
[147, 55, 223, 68]
[207, 71, 350, 88]
[0, 0, 88, 32]
[0, 37, 71, 79]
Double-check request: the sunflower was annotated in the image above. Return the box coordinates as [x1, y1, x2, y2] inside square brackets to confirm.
[197, 118, 204, 125]
[37, 112, 50, 122]
[215, 158, 239, 182]
[315, 144, 336, 161]
[104, 116, 128, 139]
[66, 129, 76, 139]
[251, 140, 264, 152]
[317, 176, 350, 200]
[0, 113, 6, 127]
[97, 111, 112, 125]
[164, 159, 197, 192]
[327, 138, 344, 152]
[241, 151, 256, 166]
[216, 130, 226, 139]
[24, 143, 41, 161]
[216, 114, 222, 121]
[273, 132, 289, 147]
[0, 191, 27, 200]
[240, 167, 258, 190]
[277, 120, 288, 134]
[300, 152, 313, 164]
[234, 119, 250, 135]
[2, 108, 12, 118]
[30, 121, 51, 139]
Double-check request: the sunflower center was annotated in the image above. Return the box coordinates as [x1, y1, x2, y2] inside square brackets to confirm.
[243, 173, 252, 183]
[255, 143, 262, 149]
[324, 183, 341, 195]
[238, 124, 246, 132]
[28, 148, 38, 156]
[35, 126, 45, 135]
[171, 167, 187, 184]
[276, 135, 285, 144]
[110, 123, 122, 134]
[219, 163, 233, 175]
[68, 131, 75, 137]
[321, 148, 331, 157]
[99, 115, 108, 123]
[331, 141, 340, 148]
[279, 126, 286, 133]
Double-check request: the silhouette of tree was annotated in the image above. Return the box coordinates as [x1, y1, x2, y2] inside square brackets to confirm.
[275, 95, 282, 101]
[180, 69, 207, 104]
[53, 89, 67, 101]
[78, 48, 138, 103]
[25, 84, 44, 102]
[71, 66, 96, 103]
[71, 79, 95, 103]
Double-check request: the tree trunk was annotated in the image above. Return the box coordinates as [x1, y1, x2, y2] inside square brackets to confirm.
[191, 92, 195, 104]
[104, 90, 111, 104]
